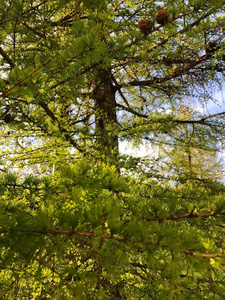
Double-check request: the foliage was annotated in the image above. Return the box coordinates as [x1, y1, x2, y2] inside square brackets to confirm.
[0, 0, 225, 298]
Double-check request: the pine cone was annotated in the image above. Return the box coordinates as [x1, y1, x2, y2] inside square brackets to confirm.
[4, 113, 11, 123]
[138, 19, 152, 36]
[155, 9, 169, 25]
[206, 41, 219, 54]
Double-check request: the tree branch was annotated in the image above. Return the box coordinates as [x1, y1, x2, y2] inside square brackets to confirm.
[128, 53, 214, 87]
[38, 101, 84, 152]
[23, 22, 46, 39]
[0, 47, 16, 69]
[116, 103, 147, 118]
[0, 0, 49, 25]
[183, 250, 223, 258]
[123, 210, 225, 223]
[0, 227, 223, 259]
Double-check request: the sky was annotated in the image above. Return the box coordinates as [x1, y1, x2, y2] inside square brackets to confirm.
[120, 87, 225, 156]
[203, 89, 225, 114]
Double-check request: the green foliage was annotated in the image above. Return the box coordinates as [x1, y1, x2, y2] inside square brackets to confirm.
[0, 161, 225, 298]
[0, 0, 225, 298]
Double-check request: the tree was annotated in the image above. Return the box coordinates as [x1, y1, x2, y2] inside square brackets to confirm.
[0, 0, 225, 298]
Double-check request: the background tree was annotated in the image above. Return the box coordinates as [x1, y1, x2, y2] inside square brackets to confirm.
[0, 0, 225, 298]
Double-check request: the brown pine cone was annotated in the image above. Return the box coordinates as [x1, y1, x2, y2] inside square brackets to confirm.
[155, 10, 169, 25]
[138, 19, 152, 35]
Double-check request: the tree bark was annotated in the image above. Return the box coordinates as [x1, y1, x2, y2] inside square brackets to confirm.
[93, 68, 119, 156]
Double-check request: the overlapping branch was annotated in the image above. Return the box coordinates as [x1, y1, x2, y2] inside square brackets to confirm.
[0, 225, 223, 259]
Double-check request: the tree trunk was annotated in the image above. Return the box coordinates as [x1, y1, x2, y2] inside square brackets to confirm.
[93, 68, 119, 156]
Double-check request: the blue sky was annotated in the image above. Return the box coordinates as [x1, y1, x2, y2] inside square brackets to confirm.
[120, 86, 225, 156]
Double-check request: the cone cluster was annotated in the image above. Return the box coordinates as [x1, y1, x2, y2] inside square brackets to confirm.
[138, 9, 169, 36]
